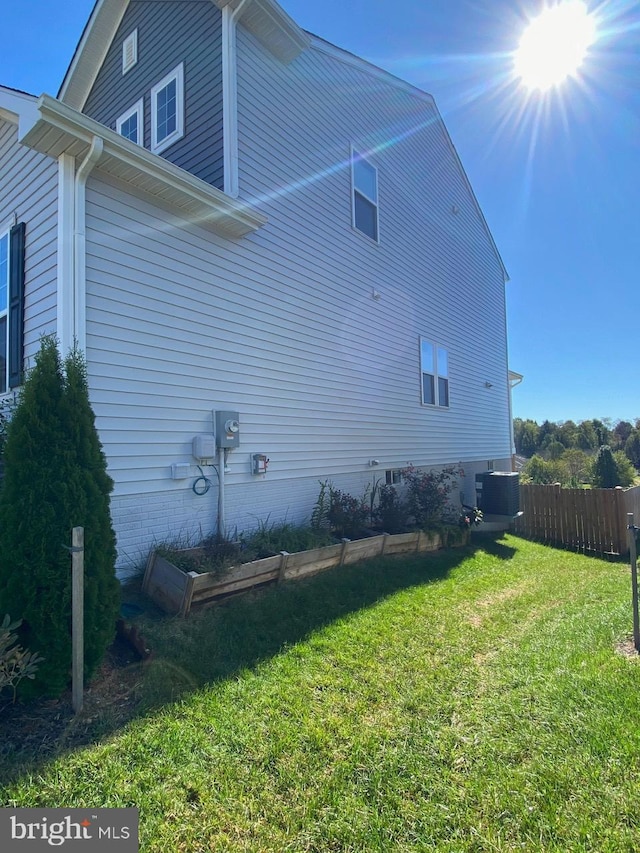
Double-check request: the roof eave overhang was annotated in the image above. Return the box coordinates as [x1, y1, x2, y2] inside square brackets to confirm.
[21, 94, 267, 239]
[59, 0, 128, 109]
[214, 0, 309, 63]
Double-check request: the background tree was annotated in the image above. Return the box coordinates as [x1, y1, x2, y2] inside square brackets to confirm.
[0, 339, 119, 697]
[624, 430, 640, 470]
[563, 449, 591, 487]
[613, 420, 633, 451]
[522, 454, 567, 485]
[612, 451, 635, 487]
[577, 421, 598, 451]
[591, 445, 619, 488]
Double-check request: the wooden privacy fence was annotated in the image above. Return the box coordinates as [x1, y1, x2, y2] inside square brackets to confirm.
[513, 484, 640, 557]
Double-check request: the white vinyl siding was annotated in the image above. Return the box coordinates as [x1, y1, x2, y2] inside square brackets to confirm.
[80, 32, 511, 563]
[0, 119, 58, 390]
[151, 63, 184, 154]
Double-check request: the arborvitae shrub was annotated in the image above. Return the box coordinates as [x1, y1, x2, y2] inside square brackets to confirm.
[0, 339, 119, 697]
[591, 445, 618, 489]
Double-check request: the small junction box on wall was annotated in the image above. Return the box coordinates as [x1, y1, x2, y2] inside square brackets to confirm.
[192, 435, 216, 463]
[252, 453, 269, 475]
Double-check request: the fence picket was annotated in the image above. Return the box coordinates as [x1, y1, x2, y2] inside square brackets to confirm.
[515, 484, 633, 557]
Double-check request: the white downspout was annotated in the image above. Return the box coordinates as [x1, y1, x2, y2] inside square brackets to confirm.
[218, 447, 226, 540]
[73, 136, 103, 352]
[222, 0, 251, 198]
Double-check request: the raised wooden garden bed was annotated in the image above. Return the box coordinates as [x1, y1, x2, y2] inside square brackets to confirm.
[142, 528, 468, 617]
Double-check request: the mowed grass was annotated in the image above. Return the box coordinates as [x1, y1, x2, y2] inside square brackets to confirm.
[3, 534, 640, 852]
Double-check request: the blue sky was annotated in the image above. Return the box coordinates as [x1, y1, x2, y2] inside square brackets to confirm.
[1, 0, 638, 424]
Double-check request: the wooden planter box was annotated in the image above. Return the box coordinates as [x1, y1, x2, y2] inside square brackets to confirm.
[142, 528, 458, 616]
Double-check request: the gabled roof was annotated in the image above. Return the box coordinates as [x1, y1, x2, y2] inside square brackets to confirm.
[309, 37, 509, 283]
[59, 0, 309, 110]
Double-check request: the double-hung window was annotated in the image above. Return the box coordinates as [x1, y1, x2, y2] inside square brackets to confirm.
[351, 149, 379, 241]
[116, 98, 144, 145]
[420, 338, 449, 407]
[0, 222, 25, 394]
[151, 63, 184, 154]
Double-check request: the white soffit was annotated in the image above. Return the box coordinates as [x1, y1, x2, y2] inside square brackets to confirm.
[215, 0, 309, 62]
[21, 95, 267, 239]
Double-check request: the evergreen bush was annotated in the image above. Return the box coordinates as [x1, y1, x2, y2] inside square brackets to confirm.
[591, 445, 619, 488]
[0, 339, 119, 697]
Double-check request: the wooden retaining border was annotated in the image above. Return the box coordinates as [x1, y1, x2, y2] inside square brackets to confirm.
[142, 528, 465, 616]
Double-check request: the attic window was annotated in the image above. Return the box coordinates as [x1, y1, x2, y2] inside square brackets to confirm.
[122, 30, 138, 75]
[151, 63, 184, 154]
[116, 99, 144, 145]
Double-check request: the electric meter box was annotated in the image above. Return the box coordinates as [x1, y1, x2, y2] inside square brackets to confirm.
[215, 410, 240, 448]
[192, 434, 216, 462]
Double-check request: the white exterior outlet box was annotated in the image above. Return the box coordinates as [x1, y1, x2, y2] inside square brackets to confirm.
[192, 434, 216, 462]
[171, 462, 190, 480]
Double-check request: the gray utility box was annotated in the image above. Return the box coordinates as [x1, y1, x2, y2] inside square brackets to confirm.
[475, 471, 520, 517]
[215, 411, 240, 448]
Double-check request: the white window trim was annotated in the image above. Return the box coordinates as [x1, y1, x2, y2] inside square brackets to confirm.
[420, 337, 450, 408]
[116, 98, 144, 146]
[151, 63, 185, 155]
[351, 146, 379, 243]
[122, 29, 138, 75]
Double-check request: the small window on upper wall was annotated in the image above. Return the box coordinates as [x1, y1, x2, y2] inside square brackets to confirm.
[420, 338, 449, 408]
[122, 29, 138, 75]
[151, 63, 184, 154]
[116, 99, 144, 145]
[351, 149, 378, 242]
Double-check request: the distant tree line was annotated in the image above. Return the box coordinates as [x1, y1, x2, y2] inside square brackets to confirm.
[513, 417, 640, 488]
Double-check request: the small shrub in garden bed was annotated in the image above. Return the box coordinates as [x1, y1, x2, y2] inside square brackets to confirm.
[372, 483, 409, 534]
[155, 537, 243, 576]
[311, 480, 371, 540]
[402, 464, 462, 529]
[244, 519, 333, 558]
[0, 615, 44, 705]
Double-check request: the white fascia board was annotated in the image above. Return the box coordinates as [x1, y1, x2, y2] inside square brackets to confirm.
[59, 0, 129, 109]
[309, 37, 436, 108]
[21, 95, 267, 239]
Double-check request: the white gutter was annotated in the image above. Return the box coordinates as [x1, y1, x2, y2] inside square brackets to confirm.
[22, 94, 267, 238]
[73, 136, 103, 353]
[222, 0, 251, 198]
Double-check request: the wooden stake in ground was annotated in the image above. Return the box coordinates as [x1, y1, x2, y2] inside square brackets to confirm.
[71, 526, 84, 713]
[628, 513, 640, 653]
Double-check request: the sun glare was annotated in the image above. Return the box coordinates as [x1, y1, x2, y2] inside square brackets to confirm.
[514, 1, 597, 91]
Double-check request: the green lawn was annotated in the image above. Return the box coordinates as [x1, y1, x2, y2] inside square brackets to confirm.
[2, 535, 640, 852]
